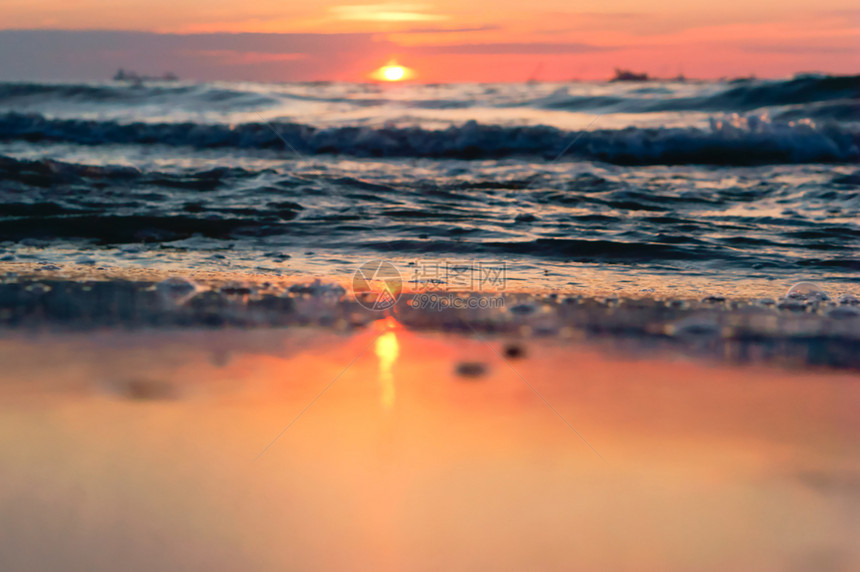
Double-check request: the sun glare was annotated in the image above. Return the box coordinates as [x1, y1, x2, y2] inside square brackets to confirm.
[383, 65, 405, 81]
[372, 62, 412, 82]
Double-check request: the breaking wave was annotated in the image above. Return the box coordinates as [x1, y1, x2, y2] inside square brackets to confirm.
[1, 112, 857, 165]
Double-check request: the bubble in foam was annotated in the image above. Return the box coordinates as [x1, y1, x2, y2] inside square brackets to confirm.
[666, 316, 721, 338]
[786, 281, 829, 302]
[155, 276, 200, 304]
[25, 283, 52, 295]
[508, 302, 538, 316]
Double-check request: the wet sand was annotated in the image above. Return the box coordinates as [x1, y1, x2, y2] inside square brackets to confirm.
[1, 323, 858, 571]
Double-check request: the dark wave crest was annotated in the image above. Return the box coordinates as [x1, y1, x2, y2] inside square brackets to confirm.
[1, 112, 857, 165]
[538, 74, 860, 113]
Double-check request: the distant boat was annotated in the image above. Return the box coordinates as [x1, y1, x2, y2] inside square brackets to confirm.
[610, 68, 650, 82]
[113, 69, 179, 82]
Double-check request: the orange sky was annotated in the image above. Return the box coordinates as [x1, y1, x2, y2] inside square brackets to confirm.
[2, 1, 858, 81]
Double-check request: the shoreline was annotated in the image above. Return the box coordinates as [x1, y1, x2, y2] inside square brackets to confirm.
[2, 262, 859, 371]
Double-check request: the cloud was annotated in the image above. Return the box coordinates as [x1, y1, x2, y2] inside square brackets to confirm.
[407, 42, 613, 54]
[740, 43, 857, 54]
[402, 25, 500, 34]
[330, 3, 448, 22]
[0, 30, 394, 81]
[191, 50, 310, 65]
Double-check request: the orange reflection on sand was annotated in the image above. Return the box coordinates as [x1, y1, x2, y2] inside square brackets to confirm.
[0, 330, 859, 571]
[375, 330, 399, 409]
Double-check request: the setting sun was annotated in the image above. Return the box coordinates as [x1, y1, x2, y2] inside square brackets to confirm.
[383, 66, 405, 81]
[372, 62, 413, 82]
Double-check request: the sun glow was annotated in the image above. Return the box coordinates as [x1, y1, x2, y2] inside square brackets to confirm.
[372, 61, 413, 82]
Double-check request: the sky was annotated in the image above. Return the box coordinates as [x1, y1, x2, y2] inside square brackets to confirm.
[0, 1, 857, 81]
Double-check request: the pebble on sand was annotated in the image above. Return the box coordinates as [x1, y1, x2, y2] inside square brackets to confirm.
[455, 362, 487, 378]
[503, 343, 526, 359]
[110, 378, 178, 400]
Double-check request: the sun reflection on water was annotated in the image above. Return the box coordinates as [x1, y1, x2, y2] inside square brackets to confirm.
[375, 330, 399, 409]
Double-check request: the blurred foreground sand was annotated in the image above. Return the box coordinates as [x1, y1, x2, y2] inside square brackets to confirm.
[0, 324, 858, 571]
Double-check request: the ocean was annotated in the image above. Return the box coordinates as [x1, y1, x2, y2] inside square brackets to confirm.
[0, 75, 858, 365]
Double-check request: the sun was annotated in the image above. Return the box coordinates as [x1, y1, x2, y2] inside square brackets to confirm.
[383, 65, 405, 81]
[372, 61, 413, 82]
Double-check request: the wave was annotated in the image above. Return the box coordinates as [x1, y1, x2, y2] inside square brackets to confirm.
[716, 74, 860, 109]
[0, 82, 204, 102]
[0, 154, 249, 189]
[535, 74, 860, 113]
[1, 74, 857, 114]
[0, 82, 280, 110]
[1, 112, 857, 165]
[2, 153, 858, 277]
[0, 81, 396, 112]
[773, 100, 860, 122]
